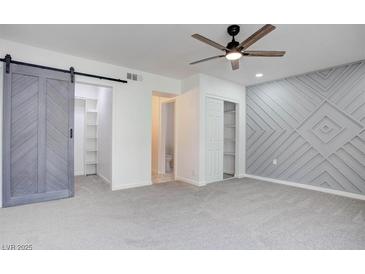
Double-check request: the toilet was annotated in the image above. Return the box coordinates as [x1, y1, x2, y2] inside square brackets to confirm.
[165, 154, 174, 173]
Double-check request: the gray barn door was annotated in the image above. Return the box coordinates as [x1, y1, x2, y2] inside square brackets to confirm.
[3, 63, 74, 207]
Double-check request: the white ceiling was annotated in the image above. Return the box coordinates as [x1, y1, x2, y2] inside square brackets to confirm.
[0, 24, 365, 85]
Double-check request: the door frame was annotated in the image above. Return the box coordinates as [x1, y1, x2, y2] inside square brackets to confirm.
[74, 97, 86, 176]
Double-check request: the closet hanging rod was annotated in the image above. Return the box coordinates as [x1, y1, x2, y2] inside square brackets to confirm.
[0, 54, 128, 84]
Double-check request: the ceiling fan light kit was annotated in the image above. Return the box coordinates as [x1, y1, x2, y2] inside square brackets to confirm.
[190, 24, 286, 71]
[226, 51, 242, 61]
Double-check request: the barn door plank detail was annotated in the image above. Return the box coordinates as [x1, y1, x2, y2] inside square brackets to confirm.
[3, 64, 74, 207]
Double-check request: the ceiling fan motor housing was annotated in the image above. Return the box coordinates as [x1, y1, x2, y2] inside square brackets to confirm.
[227, 40, 239, 50]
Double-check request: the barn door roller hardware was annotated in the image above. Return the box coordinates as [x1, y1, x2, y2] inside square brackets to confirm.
[70, 67, 75, 83]
[5, 54, 11, 73]
[0, 54, 128, 84]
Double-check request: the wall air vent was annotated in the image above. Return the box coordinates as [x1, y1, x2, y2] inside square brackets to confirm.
[126, 72, 143, 81]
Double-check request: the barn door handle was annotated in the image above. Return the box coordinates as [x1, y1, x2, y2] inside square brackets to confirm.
[70, 128, 73, 139]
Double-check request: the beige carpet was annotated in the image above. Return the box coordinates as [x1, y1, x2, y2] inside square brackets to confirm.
[0, 175, 365, 249]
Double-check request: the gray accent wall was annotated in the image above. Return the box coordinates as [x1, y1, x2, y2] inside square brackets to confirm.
[246, 61, 365, 195]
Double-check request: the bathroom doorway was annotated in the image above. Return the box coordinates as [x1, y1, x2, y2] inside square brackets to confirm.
[151, 92, 176, 184]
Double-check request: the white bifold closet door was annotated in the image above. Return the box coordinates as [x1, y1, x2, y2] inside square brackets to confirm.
[205, 97, 224, 183]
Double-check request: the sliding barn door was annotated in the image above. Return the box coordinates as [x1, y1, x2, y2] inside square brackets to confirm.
[205, 97, 224, 183]
[3, 63, 74, 207]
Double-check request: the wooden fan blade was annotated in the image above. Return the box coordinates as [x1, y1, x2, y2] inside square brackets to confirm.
[192, 34, 228, 51]
[243, 50, 285, 57]
[231, 60, 239, 70]
[238, 24, 276, 50]
[190, 55, 225, 65]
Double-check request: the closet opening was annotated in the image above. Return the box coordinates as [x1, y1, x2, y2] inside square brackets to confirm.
[223, 101, 237, 180]
[151, 92, 176, 184]
[74, 82, 112, 190]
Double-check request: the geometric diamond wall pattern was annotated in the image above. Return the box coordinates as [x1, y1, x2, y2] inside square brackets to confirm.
[297, 101, 363, 157]
[311, 116, 343, 144]
[247, 61, 365, 194]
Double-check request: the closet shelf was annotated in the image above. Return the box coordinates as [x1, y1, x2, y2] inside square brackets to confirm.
[85, 161, 97, 165]
[87, 123, 98, 126]
[87, 110, 98, 113]
[224, 124, 236, 128]
[86, 136, 97, 139]
[86, 149, 98, 152]
[224, 152, 235, 156]
[224, 110, 236, 113]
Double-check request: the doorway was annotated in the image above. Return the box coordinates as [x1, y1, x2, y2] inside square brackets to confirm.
[223, 101, 236, 179]
[74, 82, 112, 186]
[151, 93, 176, 184]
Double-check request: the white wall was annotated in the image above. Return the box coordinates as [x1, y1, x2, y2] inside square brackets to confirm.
[175, 75, 201, 185]
[0, 38, 181, 200]
[97, 86, 113, 183]
[75, 83, 100, 99]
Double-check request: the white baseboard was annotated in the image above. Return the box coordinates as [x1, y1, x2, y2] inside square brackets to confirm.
[243, 174, 365, 201]
[176, 176, 206, 187]
[97, 172, 111, 185]
[112, 181, 152, 191]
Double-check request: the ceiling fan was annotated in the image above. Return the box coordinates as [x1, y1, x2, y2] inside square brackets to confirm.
[190, 24, 285, 71]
